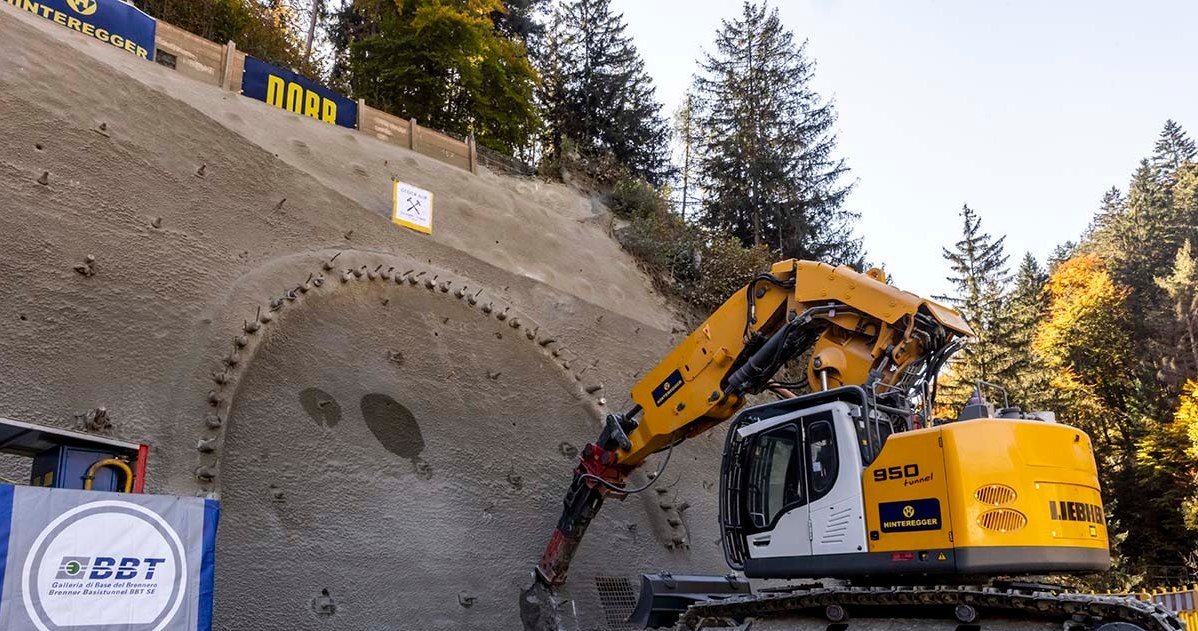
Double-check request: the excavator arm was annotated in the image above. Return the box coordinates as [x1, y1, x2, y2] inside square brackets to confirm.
[535, 259, 972, 586]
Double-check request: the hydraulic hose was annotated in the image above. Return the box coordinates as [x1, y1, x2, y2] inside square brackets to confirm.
[83, 458, 134, 493]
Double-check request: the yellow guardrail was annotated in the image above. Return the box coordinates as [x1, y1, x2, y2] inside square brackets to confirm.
[1134, 585, 1198, 627]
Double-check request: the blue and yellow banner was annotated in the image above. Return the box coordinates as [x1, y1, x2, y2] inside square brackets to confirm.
[4, 0, 157, 60]
[241, 56, 358, 129]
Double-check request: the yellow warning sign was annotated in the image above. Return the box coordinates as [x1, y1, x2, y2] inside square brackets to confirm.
[937, 552, 947, 561]
[391, 179, 433, 234]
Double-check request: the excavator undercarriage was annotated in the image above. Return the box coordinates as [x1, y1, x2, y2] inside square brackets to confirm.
[675, 582, 1183, 631]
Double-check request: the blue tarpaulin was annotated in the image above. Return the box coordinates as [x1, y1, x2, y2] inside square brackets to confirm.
[4, 0, 157, 60]
[241, 56, 358, 129]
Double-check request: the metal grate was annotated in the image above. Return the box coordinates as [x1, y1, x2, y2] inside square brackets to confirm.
[974, 483, 1017, 506]
[155, 50, 177, 69]
[978, 508, 1028, 532]
[594, 576, 638, 631]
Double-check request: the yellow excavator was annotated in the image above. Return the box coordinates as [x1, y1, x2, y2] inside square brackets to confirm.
[530, 260, 1180, 630]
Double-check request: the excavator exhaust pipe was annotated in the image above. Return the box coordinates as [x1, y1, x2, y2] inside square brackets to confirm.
[627, 573, 751, 629]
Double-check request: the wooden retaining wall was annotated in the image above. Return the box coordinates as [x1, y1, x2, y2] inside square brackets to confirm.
[152, 21, 476, 174]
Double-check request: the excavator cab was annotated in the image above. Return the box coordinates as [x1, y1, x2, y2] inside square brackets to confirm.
[721, 386, 894, 577]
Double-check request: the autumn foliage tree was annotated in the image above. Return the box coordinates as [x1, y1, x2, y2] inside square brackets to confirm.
[135, 0, 316, 75]
[1033, 256, 1137, 465]
[1029, 254, 1198, 583]
[331, 0, 540, 153]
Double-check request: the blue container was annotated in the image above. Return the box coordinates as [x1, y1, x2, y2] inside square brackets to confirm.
[30, 446, 121, 491]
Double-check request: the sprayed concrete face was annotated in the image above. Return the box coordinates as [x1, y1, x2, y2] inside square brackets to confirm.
[0, 7, 731, 630]
[215, 283, 595, 629]
[186, 252, 730, 630]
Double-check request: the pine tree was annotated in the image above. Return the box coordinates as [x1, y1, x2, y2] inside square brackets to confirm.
[937, 205, 1017, 408]
[490, 0, 547, 45]
[1152, 119, 1197, 184]
[692, 1, 859, 264]
[534, 4, 570, 169]
[1156, 240, 1198, 382]
[1084, 187, 1125, 242]
[673, 91, 701, 221]
[1088, 162, 1180, 315]
[1005, 253, 1050, 408]
[1047, 240, 1077, 273]
[1172, 162, 1198, 221]
[549, 0, 672, 184]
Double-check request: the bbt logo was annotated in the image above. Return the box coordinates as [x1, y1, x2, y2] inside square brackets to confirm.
[66, 0, 97, 16]
[54, 556, 167, 580]
[23, 500, 187, 631]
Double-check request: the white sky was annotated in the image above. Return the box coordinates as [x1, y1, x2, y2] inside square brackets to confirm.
[610, 0, 1198, 298]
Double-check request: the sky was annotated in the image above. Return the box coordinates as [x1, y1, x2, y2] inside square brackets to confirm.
[609, 0, 1198, 298]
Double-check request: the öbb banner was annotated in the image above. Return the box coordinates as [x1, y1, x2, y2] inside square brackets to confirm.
[4, 0, 157, 60]
[241, 56, 358, 129]
[0, 484, 218, 631]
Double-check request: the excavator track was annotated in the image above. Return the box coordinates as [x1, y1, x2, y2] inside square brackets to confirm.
[678, 584, 1185, 631]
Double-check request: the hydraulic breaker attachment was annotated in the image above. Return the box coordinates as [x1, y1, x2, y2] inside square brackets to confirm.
[535, 440, 630, 586]
[536, 411, 640, 586]
[627, 573, 751, 629]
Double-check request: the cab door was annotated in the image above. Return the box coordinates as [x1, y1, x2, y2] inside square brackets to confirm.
[806, 409, 868, 556]
[743, 422, 812, 558]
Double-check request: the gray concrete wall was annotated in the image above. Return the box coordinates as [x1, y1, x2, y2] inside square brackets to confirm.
[0, 6, 731, 630]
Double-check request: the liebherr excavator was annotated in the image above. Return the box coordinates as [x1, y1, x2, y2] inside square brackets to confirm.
[530, 260, 1181, 630]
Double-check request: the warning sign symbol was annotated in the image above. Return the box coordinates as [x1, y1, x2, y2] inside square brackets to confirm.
[937, 552, 948, 561]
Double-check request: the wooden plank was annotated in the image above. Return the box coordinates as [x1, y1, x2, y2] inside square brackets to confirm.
[227, 51, 246, 92]
[220, 41, 236, 91]
[420, 129, 469, 158]
[360, 106, 412, 147]
[418, 129, 472, 172]
[154, 21, 223, 86]
[468, 134, 477, 174]
[356, 108, 473, 173]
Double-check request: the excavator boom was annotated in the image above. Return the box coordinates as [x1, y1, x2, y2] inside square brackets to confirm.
[621, 259, 970, 464]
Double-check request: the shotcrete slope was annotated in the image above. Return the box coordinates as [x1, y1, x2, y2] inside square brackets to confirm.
[0, 6, 730, 629]
[0, 3, 672, 331]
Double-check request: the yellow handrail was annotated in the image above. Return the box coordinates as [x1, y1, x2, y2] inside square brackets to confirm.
[83, 458, 134, 493]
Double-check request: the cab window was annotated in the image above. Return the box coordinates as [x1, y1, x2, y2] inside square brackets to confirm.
[746, 424, 802, 529]
[806, 419, 838, 499]
[857, 415, 893, 465]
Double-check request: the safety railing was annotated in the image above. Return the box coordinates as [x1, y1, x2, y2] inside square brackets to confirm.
[1134, 585, 1198, 627]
